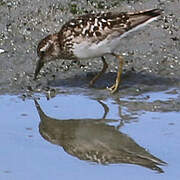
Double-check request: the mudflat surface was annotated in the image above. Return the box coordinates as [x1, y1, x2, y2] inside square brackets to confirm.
[0, 0, 179, 96]
[0, 0, 180, 180]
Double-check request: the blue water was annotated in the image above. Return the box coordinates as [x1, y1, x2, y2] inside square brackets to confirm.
[0, 90, 180, 180]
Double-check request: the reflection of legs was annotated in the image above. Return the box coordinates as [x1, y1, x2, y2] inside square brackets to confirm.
[107, 53, 124, 93]
[89, 56, 108, 87]
[98, 100, 109, 119]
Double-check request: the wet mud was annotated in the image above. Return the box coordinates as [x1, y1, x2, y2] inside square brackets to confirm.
[0, 0, 179, 98]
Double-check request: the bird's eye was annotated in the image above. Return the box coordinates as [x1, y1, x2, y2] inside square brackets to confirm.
[37, 47, 46, 57]
[40, 50, 45, 55]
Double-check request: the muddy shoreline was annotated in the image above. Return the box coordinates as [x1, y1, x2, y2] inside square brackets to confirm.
[0, 0, 179, 97]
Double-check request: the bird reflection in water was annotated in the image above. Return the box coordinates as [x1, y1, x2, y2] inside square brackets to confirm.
[34, 99, 166, 173]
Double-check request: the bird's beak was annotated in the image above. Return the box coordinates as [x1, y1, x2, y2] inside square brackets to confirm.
[34, 58, 44, 80]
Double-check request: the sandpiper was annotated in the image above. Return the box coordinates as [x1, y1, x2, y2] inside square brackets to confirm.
[34, 8, 162, 93]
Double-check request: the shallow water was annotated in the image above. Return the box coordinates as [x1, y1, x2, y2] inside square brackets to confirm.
[1, 89, 180, 180]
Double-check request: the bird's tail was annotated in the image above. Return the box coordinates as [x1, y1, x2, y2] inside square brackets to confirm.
[127, 8, 162, 30]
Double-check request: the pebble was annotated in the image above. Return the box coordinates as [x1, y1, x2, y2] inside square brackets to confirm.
[0, 49, 5, 54]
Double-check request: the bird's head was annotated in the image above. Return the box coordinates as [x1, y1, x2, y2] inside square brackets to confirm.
[34, 33, 60, 79]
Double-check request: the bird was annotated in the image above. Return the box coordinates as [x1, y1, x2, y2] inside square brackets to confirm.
[34, 8, 162, 93]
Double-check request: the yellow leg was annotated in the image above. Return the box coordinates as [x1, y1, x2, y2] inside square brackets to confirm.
[89, 56, 108, 87]
[107, 53, 124, 93]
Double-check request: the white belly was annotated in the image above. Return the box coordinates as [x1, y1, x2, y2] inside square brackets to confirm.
[73, 36, 122, 59]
